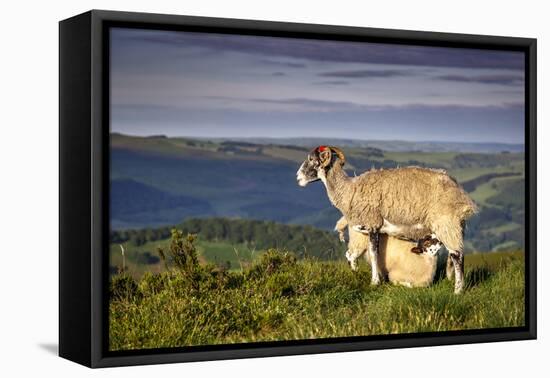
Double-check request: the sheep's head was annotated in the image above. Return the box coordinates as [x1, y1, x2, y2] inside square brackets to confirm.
[296, 146, 346, 187]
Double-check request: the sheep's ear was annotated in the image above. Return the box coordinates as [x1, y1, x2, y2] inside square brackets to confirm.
[328, 146, 346, 166]
[319, 149, 332, 167]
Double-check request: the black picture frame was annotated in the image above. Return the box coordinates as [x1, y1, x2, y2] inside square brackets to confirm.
[59, 9, 537, 368]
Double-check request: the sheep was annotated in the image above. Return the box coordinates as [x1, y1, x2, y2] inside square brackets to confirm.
[335, 216, 442, 287]
[296, 146, 477, 294]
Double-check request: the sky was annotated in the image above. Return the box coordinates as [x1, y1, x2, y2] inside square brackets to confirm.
[110, 27, 525, 144]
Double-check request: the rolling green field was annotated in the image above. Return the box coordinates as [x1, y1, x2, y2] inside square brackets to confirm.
[109, 240, 525, 351]
[111, 133, 525, 255]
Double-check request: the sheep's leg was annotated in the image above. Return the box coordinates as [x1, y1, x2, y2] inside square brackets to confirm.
[449, 250, 464, 294]
[432, 218, 465, 293]
[367, 232, 381, 285]
[446, 254, 455, 280]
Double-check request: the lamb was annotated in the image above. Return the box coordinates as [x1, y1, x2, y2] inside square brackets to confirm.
[296, 146, 477, 294]
[335, 216, 442, 287]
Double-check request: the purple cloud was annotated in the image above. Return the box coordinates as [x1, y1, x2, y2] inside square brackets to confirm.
[436, 74, 524, 86]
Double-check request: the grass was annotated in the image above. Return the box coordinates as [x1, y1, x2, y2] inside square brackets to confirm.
[109, 248, 525, 351]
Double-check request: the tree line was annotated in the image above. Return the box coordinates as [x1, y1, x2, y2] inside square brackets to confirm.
[111, 217, 344, 260]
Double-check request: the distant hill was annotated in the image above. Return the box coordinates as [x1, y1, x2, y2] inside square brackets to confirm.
[111, 179, 214, 229]
[205, 136, 524, 154]
[110, 133, 525, 252]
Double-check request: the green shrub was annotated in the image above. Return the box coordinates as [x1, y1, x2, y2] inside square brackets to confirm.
[138, 272, 168, 296]
[265, 271, 296, 298]
[110, 273, 138, 301]
[248, 249, 297, 278]
[158, 229, 202, 290]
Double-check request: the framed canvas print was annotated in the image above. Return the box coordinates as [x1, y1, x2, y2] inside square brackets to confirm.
[59, 10, 537, 368]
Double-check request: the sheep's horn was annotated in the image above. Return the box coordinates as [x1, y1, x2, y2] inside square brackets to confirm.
[329, 146, 346, 166]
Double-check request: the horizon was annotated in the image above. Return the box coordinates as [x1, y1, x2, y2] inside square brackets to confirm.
[111, 131, 525, 147]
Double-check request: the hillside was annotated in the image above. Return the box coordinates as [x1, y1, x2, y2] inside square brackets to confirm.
[110, 133, 525, 253]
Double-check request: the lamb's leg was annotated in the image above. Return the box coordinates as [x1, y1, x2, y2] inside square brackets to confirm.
[346, 249, 365, 271]
[449, 250, 464, 294]
[345, 250, 357, 271]
[367, 232, 381, 285]
[337, 229, 347, 243]
[335, 216, 348, 243]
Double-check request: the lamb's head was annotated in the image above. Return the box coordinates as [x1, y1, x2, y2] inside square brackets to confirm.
[296, 146, 346, 187]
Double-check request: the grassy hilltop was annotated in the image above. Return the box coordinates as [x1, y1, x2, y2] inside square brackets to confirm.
[109, 233, 524, 351]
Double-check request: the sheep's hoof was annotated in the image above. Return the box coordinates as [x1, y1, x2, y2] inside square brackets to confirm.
[371, 277, 381, 286]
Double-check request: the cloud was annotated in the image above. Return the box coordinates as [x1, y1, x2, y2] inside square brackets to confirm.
[195, 95, 524, 113]
[318, 69, 415, 78]
[250, 97, 358, 110]
[259, 59, 307, 68]
[259, 97, 524, 112]
[271, 72, 286, 76]
[189, 95, 364, 112]
[112, 28, 525, 70]
[436, 74, 524, 86]
[312, 80, 349, 85]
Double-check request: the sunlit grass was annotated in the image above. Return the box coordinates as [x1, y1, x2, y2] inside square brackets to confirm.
[109, 250, 525, 351]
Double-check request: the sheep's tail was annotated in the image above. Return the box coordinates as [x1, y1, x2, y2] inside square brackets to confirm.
[461, 199, 478, 219]
[457, 191, 479, 221]
[445, 174, 478, 221]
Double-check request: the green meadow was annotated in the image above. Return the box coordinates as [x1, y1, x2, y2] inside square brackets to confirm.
[109, 233, 524, 351]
